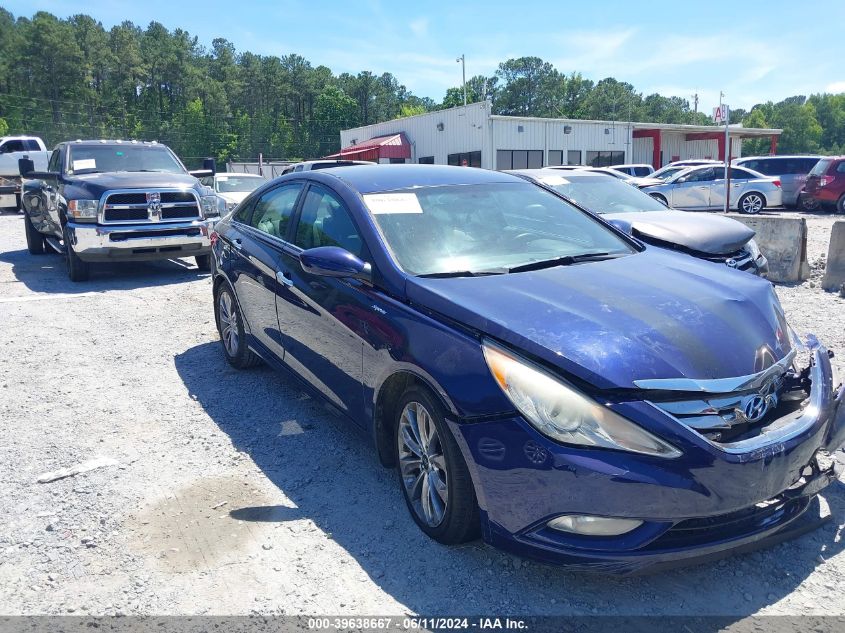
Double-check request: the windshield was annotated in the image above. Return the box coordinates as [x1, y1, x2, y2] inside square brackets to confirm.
[215, 175, 265, 193]
[651, 166, 686, 180]
[365, 183, 635, 276]
[66, 145, 185, 175]
[537, 174, 668, 214]
[809, 159, 831, 177]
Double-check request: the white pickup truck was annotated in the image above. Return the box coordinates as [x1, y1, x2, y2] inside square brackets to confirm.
[0, 136, 50, 210]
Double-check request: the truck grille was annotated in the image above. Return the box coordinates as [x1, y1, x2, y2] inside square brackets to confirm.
[101, 189, 201, 224]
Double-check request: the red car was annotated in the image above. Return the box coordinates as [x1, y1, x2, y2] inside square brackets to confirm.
[801, 156, 845, 212]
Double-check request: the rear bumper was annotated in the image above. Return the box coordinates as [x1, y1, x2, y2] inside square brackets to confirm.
[67, 219, 214, 262]
[450, 348, 844, 573]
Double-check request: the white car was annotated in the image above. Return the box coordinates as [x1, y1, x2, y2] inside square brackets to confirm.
[609, 163, 654, 177]
[641, 164, 783, 214]
[202, 172, 267, 212]
[280, 159, 374, 175]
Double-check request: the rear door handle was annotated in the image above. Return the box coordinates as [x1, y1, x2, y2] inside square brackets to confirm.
[276, 270, 293, 287]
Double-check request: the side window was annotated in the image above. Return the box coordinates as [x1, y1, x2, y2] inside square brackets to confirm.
[837, 162, 845, 174]
[730, 168, 754, 180]
[248, 183, 303, 239]
[294, 186, 365, 258]
[802, 158, 820, 173]
[24, 139, 41, 151]
[2, 140, 25, 153]
[48, 149, 61, 172]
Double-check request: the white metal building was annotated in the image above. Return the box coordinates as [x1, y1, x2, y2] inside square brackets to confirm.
[334, 101, 782, 171]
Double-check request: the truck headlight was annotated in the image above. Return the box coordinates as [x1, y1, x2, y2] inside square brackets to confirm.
[201, 194, 226, 218]
[67, 199, 98, 221]
[482, 340, 681, 458]
[745, 238, 761, 260]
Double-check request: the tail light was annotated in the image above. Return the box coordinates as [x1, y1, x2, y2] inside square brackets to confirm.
[820, 175, 835, 187]
[772, 179, 781, 188]
[210, 231, 219, 247]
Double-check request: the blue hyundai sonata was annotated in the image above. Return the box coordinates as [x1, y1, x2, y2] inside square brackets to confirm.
[210, 164, 844, 573]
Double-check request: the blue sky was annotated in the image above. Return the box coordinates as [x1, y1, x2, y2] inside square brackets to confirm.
[5, 0, 845, 111]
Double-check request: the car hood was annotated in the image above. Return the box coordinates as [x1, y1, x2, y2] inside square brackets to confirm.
[69, 171, 200, 197]
[217, 191, 251, 204]
[405, 249, 791, 390]
[603, 210, 755, 255]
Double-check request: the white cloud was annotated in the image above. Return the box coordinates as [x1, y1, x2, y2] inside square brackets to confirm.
[826, 81, 845, 93]
[409, 17, 429, 37]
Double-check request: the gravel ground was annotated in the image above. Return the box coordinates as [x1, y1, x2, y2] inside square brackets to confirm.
[0, 210, 844, 619]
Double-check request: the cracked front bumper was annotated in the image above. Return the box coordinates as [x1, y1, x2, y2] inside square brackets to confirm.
[67, 219, 214, 262]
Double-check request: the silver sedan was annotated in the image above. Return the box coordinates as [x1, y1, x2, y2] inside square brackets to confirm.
[641, 165, 783, 214]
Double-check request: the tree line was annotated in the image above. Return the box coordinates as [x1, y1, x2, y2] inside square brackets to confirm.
[1, 10, 843, 165]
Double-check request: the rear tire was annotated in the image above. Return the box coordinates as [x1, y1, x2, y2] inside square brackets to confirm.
[24, 213, 46, 255]
[63, 225, 90, 282]
[394, 385, 479, 544]
[738, 192, 765, 215]
[649, 193, 668, 206]
[195, 254, 211, 271]
[214, 283, 261, 369]
[837, 194, 845, 214]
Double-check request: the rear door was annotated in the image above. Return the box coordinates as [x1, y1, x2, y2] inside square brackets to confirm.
[228, 181, 304, 359]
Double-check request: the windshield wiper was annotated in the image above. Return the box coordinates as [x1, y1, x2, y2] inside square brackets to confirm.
[508, 252, 624, 273]
[417, 270, 505, 279]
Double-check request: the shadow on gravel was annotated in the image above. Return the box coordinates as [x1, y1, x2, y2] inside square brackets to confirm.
[0, 247, 207, 292]
[175, 340, 845, 617]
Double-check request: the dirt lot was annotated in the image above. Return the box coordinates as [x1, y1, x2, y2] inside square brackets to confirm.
[0, 210, 844, 619]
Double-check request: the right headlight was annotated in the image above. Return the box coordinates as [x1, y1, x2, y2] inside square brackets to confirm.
[482, 340, 681, 458]
[745, 238, 761, 260]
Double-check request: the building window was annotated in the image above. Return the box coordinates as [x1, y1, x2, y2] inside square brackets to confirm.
[567, 150, 582, 165]
[448, 151, 481, 167]
[496, 150, 543, 170]
[418, 156, 434, 164]
[389, 158, 406, 164]
[548, 150, 563, 166]
[585, 150, 625, 167]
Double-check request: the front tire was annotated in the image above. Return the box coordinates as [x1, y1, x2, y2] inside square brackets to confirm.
[195, 254, 211, 271]
[394, 386, 479, 544]
[24, 213, 46, 255]
[63, 225, 90, 282]
[214, 283, 261, 369]
[738, 192, 765, 215]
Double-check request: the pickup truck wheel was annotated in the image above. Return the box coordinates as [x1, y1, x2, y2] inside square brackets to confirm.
[24, 213, 46, 255]
[62, 225, 90, 282]
[394, 386, 480, 544]
[215, 284, 261, 369]
[195, 254, 211, 271]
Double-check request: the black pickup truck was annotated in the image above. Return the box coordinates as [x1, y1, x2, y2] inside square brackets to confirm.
[19, 140, 224, 281]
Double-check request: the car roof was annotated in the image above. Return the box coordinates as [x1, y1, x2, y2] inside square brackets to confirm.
[509, 168, 613, 180]
[215, 172, 265, 177]
[326, 164, 524, 194]
[65, 139, 165, 147]
[735, 154, 824, 160]
[610, 163, 651, 168]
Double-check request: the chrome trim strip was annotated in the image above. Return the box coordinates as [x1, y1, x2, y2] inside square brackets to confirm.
[633, 349, 797, 393]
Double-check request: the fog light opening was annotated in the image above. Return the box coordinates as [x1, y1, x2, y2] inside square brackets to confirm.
[547, 515, 643, 536]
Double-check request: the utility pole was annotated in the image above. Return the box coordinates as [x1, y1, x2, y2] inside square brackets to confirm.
[456, 54, 466, 106]
[692, 92, 699, 113]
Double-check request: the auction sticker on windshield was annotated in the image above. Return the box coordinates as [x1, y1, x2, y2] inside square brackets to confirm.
[363, 193, 423, 214]
[73, 159, 96, 171]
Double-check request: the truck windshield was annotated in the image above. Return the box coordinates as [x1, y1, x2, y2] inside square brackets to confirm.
[67, 145, 185, 175]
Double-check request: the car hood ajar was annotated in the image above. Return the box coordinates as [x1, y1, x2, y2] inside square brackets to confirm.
[405, 250, 791, 390]
[603, 210, 755, 255]
[69, 172, 200, 197]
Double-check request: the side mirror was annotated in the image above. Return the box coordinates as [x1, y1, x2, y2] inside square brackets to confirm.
[607, 218, 633, 234]
[300, 246, 371, 281]
[203, 157, 217, 175]
[676, 176, 688, 184]
[18, 158, 35, 177]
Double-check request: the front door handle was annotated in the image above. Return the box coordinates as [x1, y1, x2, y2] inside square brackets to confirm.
[276, 270, 293, 287]
[232, 238, 242, 250]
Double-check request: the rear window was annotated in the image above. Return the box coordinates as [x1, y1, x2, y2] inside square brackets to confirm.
[810, 159, 832, 176]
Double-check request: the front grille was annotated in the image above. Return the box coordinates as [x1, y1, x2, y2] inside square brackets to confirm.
[101, 189, 201, 224]
[701, 248, 754, 271]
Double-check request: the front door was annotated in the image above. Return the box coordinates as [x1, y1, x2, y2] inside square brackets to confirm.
[672, 167, 716, 209]
[274, 183, 370, 423]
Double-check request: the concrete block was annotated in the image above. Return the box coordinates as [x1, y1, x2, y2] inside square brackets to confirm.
[727, 214, 809, 283]
[822, 221, 845, 292]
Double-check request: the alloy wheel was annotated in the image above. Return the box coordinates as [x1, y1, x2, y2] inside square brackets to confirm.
[741, 193, 764, 214]
[218, 290, 240, 356]
[398, 401, 449, 527]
